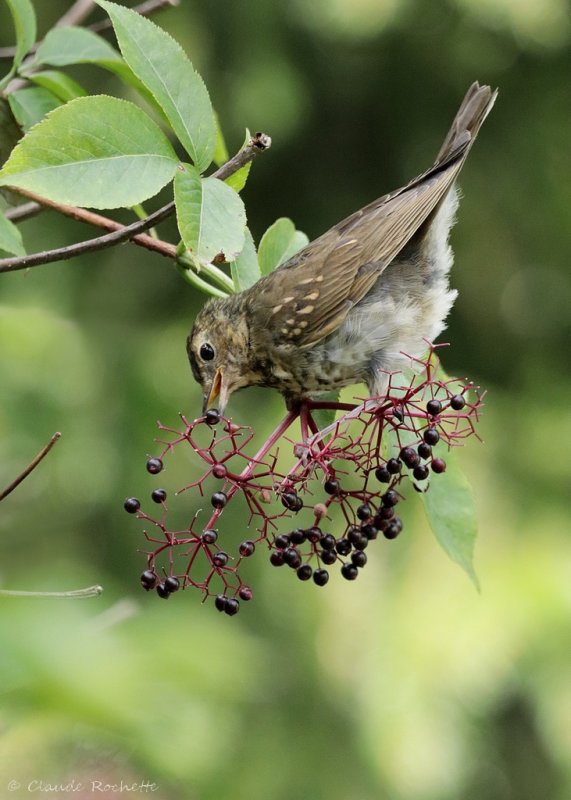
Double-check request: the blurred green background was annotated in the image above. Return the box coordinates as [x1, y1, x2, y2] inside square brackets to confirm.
[1, 0, 570, 798]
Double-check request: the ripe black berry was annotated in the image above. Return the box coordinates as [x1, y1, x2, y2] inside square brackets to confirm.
[238, 586, 253, 601]
[324, 478, 339, 495]
[336, 538, 352, 556]
[305, 527, 321, 543]
[270, 550, 285, 567]
[202, 529, 218, 544]
[320, 549, 337, 565]
[351, 551, 368, 568]
[205, 408, 220, 426]
[413, 464, 429, 481]
[382, 490, 398, 507]
[383, 518, 403, 540]
[146, 457, 163, 475]
[156, 582, 170, 599]
[239, 540, 255, 557]
[164, 576, 180, 593]
[321, 533, 336, 550]
[362, 524, 378, 540]
[297, 564, 313, 581]
[450, 394, 466, 410]
[213, 551, 228, 568]
[224, 598, 240, 616]
[349, 529, 368, 550]
[215, 594, 228, 611]
[423, 428, 440, 446]
[290, 528, 306, 545]
[375, 466, 391, 483]
[387, 458, 402, 474]
[432, 458, 447, 474]
[417, 442, 432, 460]
[284, 547, 301, 568]
[356, 503, 371, 520]
[275, 534, 290, 549]
[140, 570, 156, 590]
[400, 447, 420, 468]
[376, 506, 395, 522]
[341, 563, 359, 581]
[212, 463, 227, 479]
[313, 569, 329, 586]
[393, 406, 404, 422]
[281, 491, 301, 511]
[211, 491, 227, 509]
[151, 488, 166, 504]
[124, 497, 140, 514]
[426, 399, 442, 416]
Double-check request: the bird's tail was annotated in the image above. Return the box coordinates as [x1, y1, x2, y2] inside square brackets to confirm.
[435, 82, 498, 166]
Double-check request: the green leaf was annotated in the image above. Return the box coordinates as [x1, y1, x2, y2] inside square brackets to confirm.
[95, 0, 216, 172]
[8, 87, 61, 131]
[311, 391, 341, 430]
[31, 26, 123, 69]
[174, 164, 246, 265]
[225, 129, 252, 193]
[0, 0, 36, 90]
[258, 217, 310, 274]
[213, 113, 229, 167]
[421, 449, 479, 588]
[231, 227, 260, 291]
[0, 211, 25, 256]
[28, 71, 87, 102]
[0, 95, 178, 209]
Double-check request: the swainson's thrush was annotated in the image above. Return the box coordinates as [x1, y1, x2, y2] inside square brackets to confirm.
[188, 82, 497, 414]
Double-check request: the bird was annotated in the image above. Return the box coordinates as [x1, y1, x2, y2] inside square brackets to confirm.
[187, 82, 497, 416]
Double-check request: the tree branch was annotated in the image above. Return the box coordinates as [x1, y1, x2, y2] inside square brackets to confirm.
[4, 201, 43, 223]
[0, 133, 271, 274]
[0, 432, 61, 502]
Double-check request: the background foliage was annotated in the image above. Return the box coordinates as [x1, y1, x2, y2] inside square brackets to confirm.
[1, 1, 570, 798]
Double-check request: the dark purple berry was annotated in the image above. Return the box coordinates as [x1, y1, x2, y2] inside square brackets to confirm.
[275, 533, 290, 549]
[384, 518, 403, 540]
[324, 478, 339, 495]
[239, 540, 255, 557]
[348, 528, 368, 550]
[205, 408, 220, 426]
[284, 547, 301, 568]
[400, 447, 420, 468]
[362, 524, 378, 540]
[417, 442, 432, 460]
[320, 549, 337, 565]
[382, 490, 399, 507]
[151, 488, 166, 504]
[432, 458, 447, 474]
[341, 563, 359, 581]
[140, 570, 156, 590]
[124, 497, 140, 514]
[290, 528, 306, 545]
[146, 457, 163, 475]
[377, 505, 395, 521]
[375, 466, 391, 483]
[156, 582, 170, 599]
[292, 495, 303, 512]
[387, 458, 402, 474]
[423, 428, 440, 446]
[450, 394, 466, 410]
[164, 575, 180, 593]
[413, 464, 429, 481]
[321, 533, 336, 550]
[297, 564, 313, 581]
[270, 550, 285, 567]
[305, 527, 321, 543]
[224, 598, 239, 616]
[202, 529, 218, 544]
[336, 538, 352, 556]
[212, 463, 227, 479]
[426, 399, 442, 416]
[351, 551, 367, 568]
[393, 406, 404, 422]
[215, 594, 228, 612]
[356, 503, 371, 521]
[213, 551, 228, 568]
[238, 586, 253, 601]
[281, 491, 299, 511]
[313, 569, 329, 586]
[211, 491, 227, 509]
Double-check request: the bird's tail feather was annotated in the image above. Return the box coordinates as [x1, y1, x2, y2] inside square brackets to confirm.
[436, 82, 498, 165]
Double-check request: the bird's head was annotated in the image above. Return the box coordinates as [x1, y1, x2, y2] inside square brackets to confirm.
[187, 297, 253, 416]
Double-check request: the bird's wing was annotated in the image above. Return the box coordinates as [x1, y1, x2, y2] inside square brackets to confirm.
[253, 82, 497, 350]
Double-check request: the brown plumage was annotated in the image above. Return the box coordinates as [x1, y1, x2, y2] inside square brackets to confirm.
[188, 82, 497, 414]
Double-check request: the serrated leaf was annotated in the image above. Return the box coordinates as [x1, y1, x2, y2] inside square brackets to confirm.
[258, 217, 310, 274]
[0, 95, 178, 209]
[421, 449, 479, 588]
[28, 70, 86, 102]
[96, 0, 216, 172]
[0, 0, 37, 90]
[0, 211, 25, 256]
[8, 87, 61, 131]
[31, 26, 123, 68]
[175, 164, 246, 265]
[224, 129, 252, 193]
[231, 227, 260, 291]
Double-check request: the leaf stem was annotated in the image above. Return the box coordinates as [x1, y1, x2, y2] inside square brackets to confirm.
[0, 432, 61, 502]
[0, 584, 103, 599]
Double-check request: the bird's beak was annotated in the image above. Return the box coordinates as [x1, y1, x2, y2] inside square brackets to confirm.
[203, 367, 228, 415]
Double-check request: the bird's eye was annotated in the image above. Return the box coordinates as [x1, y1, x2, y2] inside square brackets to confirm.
[199, 342, 215, 361]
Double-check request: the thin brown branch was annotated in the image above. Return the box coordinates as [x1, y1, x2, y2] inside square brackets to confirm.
[0, 133, 271, 274]
[0, 432, 61, 502]
[4, 201, 43, 223]
[54, 0, 97, 29]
